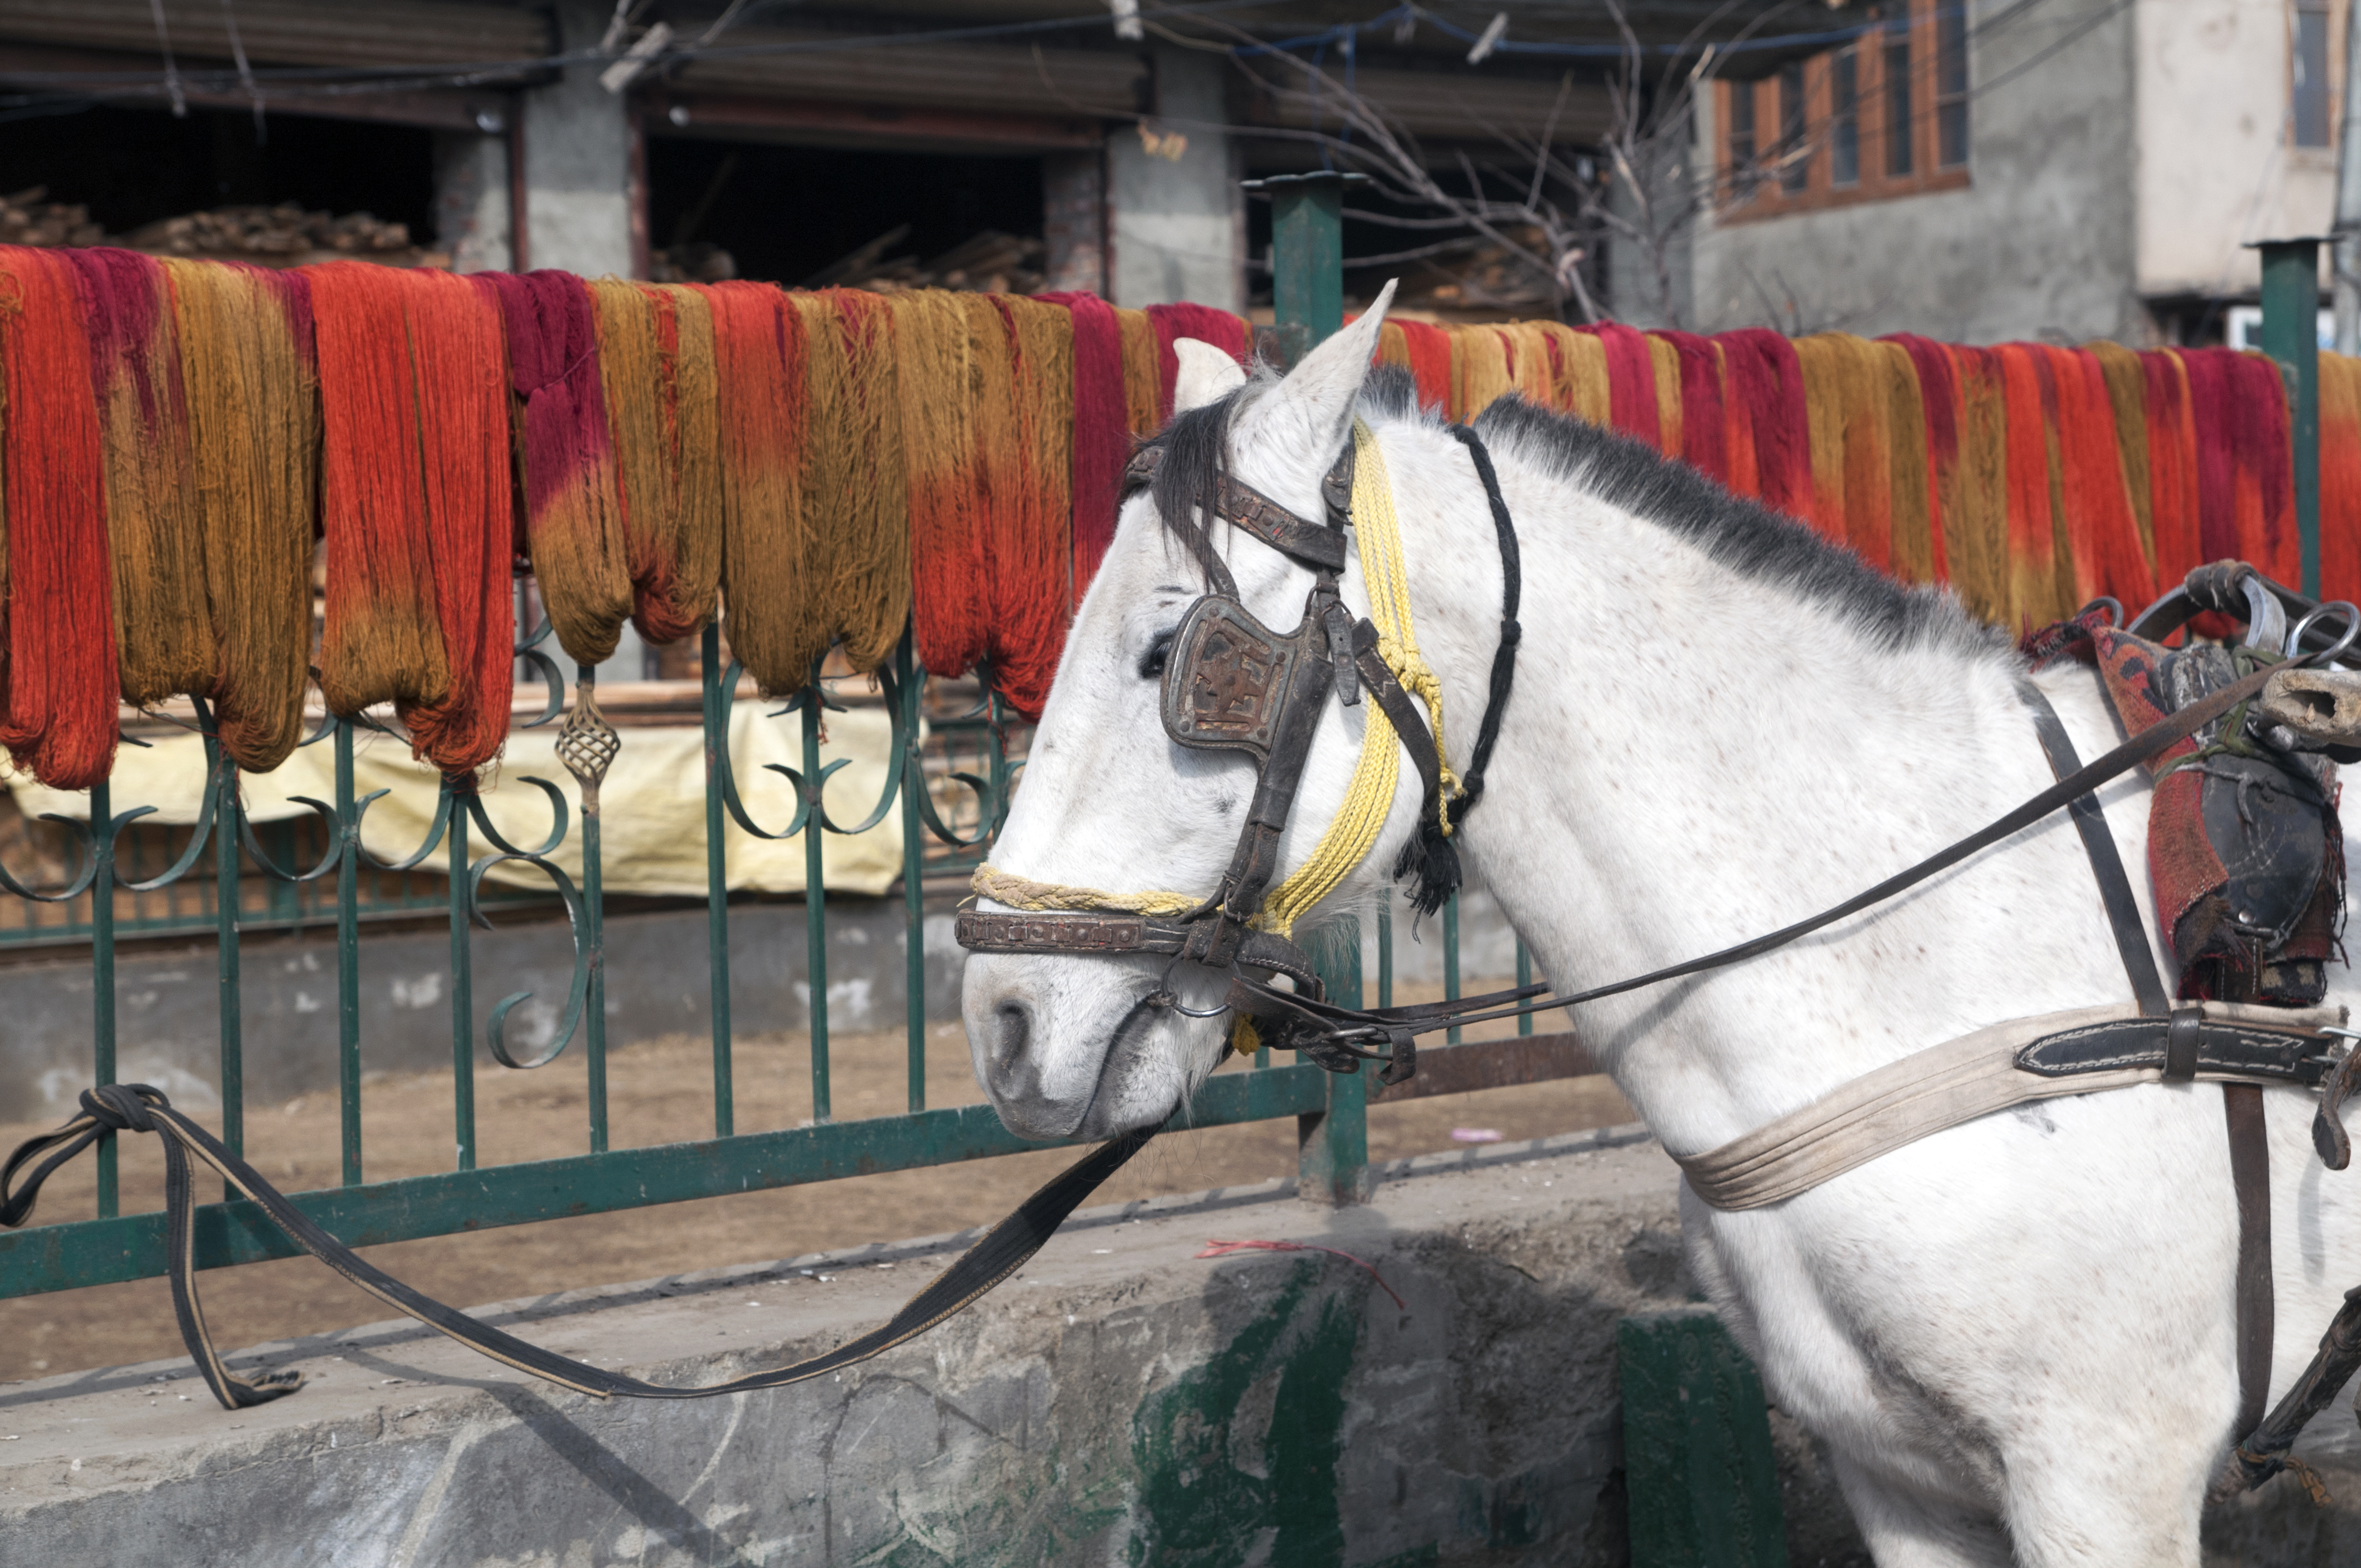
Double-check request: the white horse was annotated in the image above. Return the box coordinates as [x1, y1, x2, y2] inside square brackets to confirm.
[961, 288, 2361, 1565]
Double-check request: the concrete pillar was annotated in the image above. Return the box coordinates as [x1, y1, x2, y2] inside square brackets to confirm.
[1042, 151, 1107, 295]
[520, 0, 636, 280]
[1107, 46, 1244, 311]
[431, 129, 512, 273]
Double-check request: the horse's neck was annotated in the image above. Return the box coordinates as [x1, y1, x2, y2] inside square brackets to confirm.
[1402, 439, 2146, 1155]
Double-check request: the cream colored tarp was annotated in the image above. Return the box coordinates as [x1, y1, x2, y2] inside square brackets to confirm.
[7, 704, 904, 897]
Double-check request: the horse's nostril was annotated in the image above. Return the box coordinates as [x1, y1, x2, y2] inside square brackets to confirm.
[994, 1001, 1032, 1068]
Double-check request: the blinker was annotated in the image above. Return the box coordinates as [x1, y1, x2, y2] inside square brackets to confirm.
[1160, 593, 1333, 763]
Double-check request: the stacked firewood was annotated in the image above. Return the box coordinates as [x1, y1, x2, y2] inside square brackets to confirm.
[807, 228, 1046, 295]
[0, 188, 106, 249]
[0, 188, 441, 267]
[122, 204, 432, 264]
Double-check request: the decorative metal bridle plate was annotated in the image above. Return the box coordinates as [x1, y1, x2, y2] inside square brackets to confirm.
[1160, 596, 1324, 762]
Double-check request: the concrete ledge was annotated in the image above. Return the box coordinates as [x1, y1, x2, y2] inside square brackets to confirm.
[0, 1127, 1744, 1566]
[3, 1125, 2345, 1566]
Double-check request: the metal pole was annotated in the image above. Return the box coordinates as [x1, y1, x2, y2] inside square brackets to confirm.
[899, 635, 927, 1113]
[448, 777, 475, 1172]
[1248, 170, 1362, 358]
[2336, 0, 2361, 355]
[91, 777, 116, 1218]
[802, 665, 831, 1124]
[702, 621, 734, 1138]
[335, 720, 362, 1187]
[215, 756, 244, 1198]
[1259, 167, 1372, 1204]
[1443, 891, 1463, 1045]
[576, 663, 610, 1155]
[2257, 237, 2326, 597]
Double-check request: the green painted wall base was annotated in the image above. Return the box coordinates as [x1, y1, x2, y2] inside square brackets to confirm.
[1621, 1306, 1791, 1568]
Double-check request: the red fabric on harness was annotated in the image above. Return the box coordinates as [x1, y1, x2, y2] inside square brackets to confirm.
[2028, 608, 2343, 1004]
[1036, 291, 1127, 599]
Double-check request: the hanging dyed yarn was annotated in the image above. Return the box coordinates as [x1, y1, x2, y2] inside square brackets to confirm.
[310, 261, 514, 775]
[2320, 350, 2361, 605]
[72, 248, 212, 710]
[588, 278, 723, 647]
[1114, 306, 1162, 435]
[799, 287, 909, 674]
[1146, 302, 1250, 424]
[162, 258, 318, 771]
[892, 288, 988, 680]
[0, 246, 118, 789]
[703, 280, 810, 694]
[483, 269, 633, 668]
[1036, 290, 1128, 598]
[2043, 345, 2154, 612]
[990, 294, 1076, 718]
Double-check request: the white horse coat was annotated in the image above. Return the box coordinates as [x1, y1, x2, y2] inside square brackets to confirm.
[962, 292, 2361, 1566]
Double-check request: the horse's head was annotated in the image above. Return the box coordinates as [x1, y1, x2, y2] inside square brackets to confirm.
[961, 287, 1432, 1140]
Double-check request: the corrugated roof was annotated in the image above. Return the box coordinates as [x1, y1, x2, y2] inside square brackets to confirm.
[670, 26, 1147, 118]
[0, 0, 551, 72]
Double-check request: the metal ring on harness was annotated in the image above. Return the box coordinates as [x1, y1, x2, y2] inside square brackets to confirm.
[2286, 600, 2361, 665]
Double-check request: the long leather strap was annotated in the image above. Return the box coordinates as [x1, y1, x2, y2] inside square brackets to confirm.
[1, 1084, 1151, 1410]
[2225, 1082, 2276, 1440]
[2020, 684, 2172, 1016]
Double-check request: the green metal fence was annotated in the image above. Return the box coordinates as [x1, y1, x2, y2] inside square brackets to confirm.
[0, 609, 1585, 1300]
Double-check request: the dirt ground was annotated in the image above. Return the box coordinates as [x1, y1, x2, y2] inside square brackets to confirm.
[0, 980, 1629, 1382]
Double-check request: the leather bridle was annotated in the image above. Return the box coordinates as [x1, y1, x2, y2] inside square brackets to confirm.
[956, 419, 1536, 1086]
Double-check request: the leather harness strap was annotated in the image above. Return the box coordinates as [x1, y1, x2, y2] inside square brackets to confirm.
[2021, 685, 2172, 1016]
[2225, 1084, 2277, 1439]
[2024, 680, 2276, 1444]
[1, 1084, 1154, 1410]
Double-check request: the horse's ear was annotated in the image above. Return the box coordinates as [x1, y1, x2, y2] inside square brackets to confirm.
[1172, 338, 1248, 413]
[1235, 279, 1397, 481]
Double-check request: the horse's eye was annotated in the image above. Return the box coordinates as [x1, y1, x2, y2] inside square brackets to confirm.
[1140, 628, 1176, 680]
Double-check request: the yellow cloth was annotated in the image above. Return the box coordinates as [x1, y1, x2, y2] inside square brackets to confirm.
[8, 703, 905, 897]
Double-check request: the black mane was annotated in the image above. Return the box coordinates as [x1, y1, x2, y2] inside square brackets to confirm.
[1465, 392, 2001, 657]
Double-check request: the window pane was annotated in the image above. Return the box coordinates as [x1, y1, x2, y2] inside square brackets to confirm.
[2296, 4, 2332, 147]
[1886, 33, 1913, 175]
[1780, 62, 1809, 192]
[1728, 81, 1758, 198]
[1936, 7, 1969, 166]
[1832, 49, 1860, 185]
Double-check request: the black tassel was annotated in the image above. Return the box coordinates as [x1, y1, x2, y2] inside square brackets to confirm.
[1393, 812, 1462, 919]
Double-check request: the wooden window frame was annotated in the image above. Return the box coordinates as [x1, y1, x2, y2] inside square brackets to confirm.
[1716, 0, 1969, 225]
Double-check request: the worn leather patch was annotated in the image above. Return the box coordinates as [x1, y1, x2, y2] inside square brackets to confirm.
[2015, 1017, 2331, 1083]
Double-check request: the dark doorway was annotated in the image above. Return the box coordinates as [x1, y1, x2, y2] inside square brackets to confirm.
[647, 136, 1044, 286]
[0, 102, 435, 240]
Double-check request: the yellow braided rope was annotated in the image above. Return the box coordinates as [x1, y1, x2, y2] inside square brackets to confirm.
[1255, 419, 1454, 937]
[970, 863, 1198, 917]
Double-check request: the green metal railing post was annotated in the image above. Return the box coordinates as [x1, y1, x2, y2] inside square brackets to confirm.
[335, 720, 362, 1187]
[575, 663, 611, 1155]
[899, 636, 928, 1113]
[2257, 237, 2326, 596]
[702, 621, 734, 1138]
[1259, 165, 1371, 1203]
[448, 777, 475, 1172]
[91, 777, 117, 1218]
[1515, 937, 1533, 1036]
[801, 663, 832, 1124]
[1250, 169, 1363, 359]
[1297, 920, 1368, 1206]
[216, 755, 244, 1198]
[1443, 891, 1463, 1045]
